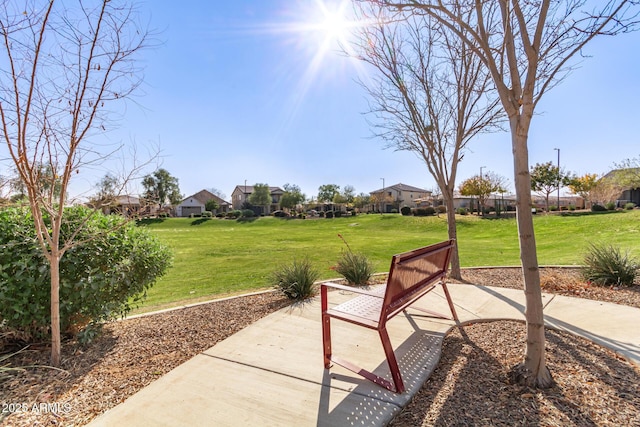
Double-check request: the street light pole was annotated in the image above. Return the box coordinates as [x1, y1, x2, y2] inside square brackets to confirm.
[554, 148, 560, 210]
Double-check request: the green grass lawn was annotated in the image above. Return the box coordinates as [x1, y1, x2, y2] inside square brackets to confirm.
[135, 209, 640, 312]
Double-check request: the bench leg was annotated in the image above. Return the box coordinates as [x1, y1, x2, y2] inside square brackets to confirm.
[322, 313, 332, 368]
[442, 283, 459, 321]
[321, 285, 332, 368]
[379, 327, 405, 393]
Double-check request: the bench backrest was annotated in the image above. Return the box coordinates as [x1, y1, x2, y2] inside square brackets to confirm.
[381, 239, 455, 322]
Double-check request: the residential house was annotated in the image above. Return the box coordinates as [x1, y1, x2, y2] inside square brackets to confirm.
[369, 183, 432, 213]
[104, 195, 141, 217]
[231, 185, 284, 215]
[176, 190, 230, 217]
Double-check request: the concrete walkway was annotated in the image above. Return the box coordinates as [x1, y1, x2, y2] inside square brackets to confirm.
[87, 284, 640, 427]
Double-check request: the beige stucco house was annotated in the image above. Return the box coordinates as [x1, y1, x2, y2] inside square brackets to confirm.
[231, 185, 284, 215]
[176, 190, 230, 217]
[369, 183, 432, 213]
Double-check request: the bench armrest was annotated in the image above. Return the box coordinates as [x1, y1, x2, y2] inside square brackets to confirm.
[320, 281, 385, 298]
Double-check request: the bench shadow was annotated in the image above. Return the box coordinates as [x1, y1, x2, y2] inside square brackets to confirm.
[386, 320, 628, 426]
[315, 317, 447, 426]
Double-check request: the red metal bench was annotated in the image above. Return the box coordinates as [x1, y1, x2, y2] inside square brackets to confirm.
[320, 240, 459, 393]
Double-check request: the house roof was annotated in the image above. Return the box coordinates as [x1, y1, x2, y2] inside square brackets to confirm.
[370, 183, 431, 194]
[182, 190, 230, 206]
[232, 185, 284, 195]
[603, 168, 640, 178]
[602, 168, 640, 189]
[114, 195, 140, 205]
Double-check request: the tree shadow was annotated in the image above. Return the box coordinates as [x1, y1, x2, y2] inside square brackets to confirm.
[0, 331, 118, 423]
[481, 215, 516, 221]
[236, 217, 258, 223]
[560, 210, 624, 217]
[135, 217, 166, 226]
[190, 218, 210, 226]
[389, 320, 631, 426]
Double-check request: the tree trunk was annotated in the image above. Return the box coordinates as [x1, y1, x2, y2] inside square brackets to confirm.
[444, 195, 461, 280]
[50, 253, 61, 367]
[510, 116, 553, 388]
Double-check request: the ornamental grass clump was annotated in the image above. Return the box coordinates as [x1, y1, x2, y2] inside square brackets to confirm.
[581, 243, 639, 286]
[273, 257, 320, 300]
[334, 234, 374, 286]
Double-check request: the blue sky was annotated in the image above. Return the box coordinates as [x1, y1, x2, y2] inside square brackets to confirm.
[80, 0, 640, 201]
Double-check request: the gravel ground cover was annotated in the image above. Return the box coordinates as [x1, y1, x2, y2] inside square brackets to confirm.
[1, 267, 639, 426]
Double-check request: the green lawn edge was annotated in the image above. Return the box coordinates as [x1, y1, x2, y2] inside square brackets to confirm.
[133, 209, 640, 312]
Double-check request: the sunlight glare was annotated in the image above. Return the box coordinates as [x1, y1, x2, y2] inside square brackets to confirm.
[282, 1, 364, 102]
[313, 0, 353, 53]
[232, 0, 370, 139]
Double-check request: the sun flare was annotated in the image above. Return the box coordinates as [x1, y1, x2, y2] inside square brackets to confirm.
[312, 0, 353, 52]
[240, 0, 369, 137]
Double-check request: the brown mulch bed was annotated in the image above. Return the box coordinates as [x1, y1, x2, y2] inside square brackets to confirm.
[1, 268, 639, 426]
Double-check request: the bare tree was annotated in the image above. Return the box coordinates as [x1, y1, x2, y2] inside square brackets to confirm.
[352, 3, 502, 279]
[590, 177, 623, 207]
[370, 0, 639, 387]
[207, 187, 227, 201]
[0, 0, 151, 366]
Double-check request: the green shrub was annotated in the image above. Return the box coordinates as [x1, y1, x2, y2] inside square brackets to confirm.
[333, 234, 374, 286]
[569, 205, 576, 211]
[241, 209, 256, 218]
[591, 204, 607, 212]
[0, 206, 172, 341]
[400, 206, 412, 216]
[272, 257, 319, 300]
[581, 243, 638, 286]
[549, 205, 558, 212]
[335, 210, 343, 218]
[334, 251, 374, 286]
[325, 211, 334, 219]
[201, 211, 212, 218]
[227, 210, 242, 219]
[456, 207, 468, 215]
[436, 205, 447, 214]
[605, 202, 616, 211]
[624, 202, 635, 210]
